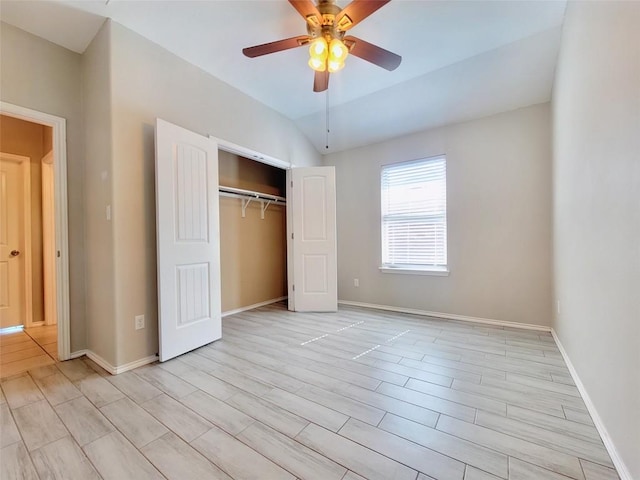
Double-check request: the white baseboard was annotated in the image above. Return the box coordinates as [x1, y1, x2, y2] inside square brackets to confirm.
[222, 296, 287, 318]
[551, 329, 632, 480]
[66, 297, 288, 373]
[338, 300, 552, 332]
[68, 349, 157, 375]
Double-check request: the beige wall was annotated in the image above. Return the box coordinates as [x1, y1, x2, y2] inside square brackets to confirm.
[324, 103, 553, 326]
[0, 23, 86, 350]
[82, 22, 117, 364]
[0, 114, 47, 324]
[552, 2, 640, 478]
[106, 21, 320, 366]
[219, 151, 287, 312]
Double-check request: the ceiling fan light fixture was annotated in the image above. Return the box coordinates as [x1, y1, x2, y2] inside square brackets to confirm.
[309, 37, 328, 59]
[309, 56, 327, 72]
[329, 38, 348, 61]
[327, 58, 345, 73]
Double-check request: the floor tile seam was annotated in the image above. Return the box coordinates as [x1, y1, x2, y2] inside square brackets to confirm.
[139, 392, 218, 442]
[107, 377, 165, 405]
[577, 457, 620, 478]
[451, 383, 570, 415]
[233, 419, 352, 480]
[0, 342, 50, 363]
[259, 389, 355, 432]
[504, 405, 604, 444]
[335, 417, 473, 478]
[327, 381, 442, 420]
[378, 412, 512, 472]
[216, 338, 398, 387]
[507, 456, 579, 480]
[474, 413, 615, 465]
[478, 379, 587, 407]
[81, 430, 168, 480]
[192, 356, 296, 394]
[301, 358, 398, 387]
[266, 383, 384, 427]
[135, 442, 182, 480]
[29, 432, 105, 479]
[4, 372, 50, 410]
[22, 330, 58, 364]
[193, 421, 311, 480]
[433, 340, 523, 358]
[353, 358, 455, 386]
[398, 358, 487, 382]
[3, 398, 34, 455]
[434, 414, 586, 472]
[197, 350, 307, 387]
[293, 422, 422, 480]
[499, 376, 582, 399]
[54, 392, 125, 446]
[98, 397, 171, 449]
[417, 357, 507, 379]
[501, 354, 570, 369]
[178, 389, 261, 437]
[0, 357, 57, 381]
[453, 357, 567, 380]
[294, 384, 388, 423]
[13, 392, 74, 454]
[376, 380, 496, 419]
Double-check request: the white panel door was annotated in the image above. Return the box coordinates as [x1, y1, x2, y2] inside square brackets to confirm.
[155, 119, 221, 362]
[0, 155, 26, 328]
[289, 166, 337, 312]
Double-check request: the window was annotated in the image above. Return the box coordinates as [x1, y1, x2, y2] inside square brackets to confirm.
[380, 155, 447, 274]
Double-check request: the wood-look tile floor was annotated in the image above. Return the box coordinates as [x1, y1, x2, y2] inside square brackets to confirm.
[0, 325, 57, 380]
[24, 325, 58, 361]
[0, 304, 620, 480]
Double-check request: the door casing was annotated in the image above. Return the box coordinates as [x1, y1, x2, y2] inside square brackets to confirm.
[0, 102, 71, 360]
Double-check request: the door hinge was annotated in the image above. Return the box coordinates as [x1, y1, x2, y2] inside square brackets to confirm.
[57, 251, 61, 258]
[290, 180, 293, 188]
[291, 233, 294, 240]
[292, 284, 295, 292]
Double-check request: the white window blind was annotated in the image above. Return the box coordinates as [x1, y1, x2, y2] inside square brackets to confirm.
[381, 156, 447, 271]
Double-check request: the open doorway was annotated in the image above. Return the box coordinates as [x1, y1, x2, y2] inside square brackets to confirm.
[0, 104, 71, 379]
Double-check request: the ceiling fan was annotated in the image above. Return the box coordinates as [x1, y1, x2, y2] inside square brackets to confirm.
[242, 0, 402, 92]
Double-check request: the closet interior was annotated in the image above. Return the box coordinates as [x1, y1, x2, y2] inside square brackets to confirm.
[218, 150, 288, 314]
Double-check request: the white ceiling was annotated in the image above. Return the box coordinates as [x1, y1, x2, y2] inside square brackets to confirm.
[0, 0, 566, 153]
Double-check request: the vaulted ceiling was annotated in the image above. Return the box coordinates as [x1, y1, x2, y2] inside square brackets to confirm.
[0, 0, 566, 153]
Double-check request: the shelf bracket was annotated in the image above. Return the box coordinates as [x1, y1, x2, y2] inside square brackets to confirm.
[260, 200, 273, 219]
[241, 198, 253, 218]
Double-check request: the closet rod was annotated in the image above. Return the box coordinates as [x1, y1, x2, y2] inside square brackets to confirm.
[218, 185, 286, 219]
[218, 185, 286, 203]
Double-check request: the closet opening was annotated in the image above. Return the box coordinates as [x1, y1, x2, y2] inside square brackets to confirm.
[217, 150, 288, 316]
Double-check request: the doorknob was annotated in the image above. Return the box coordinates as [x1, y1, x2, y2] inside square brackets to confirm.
[10, 250, 20, 257]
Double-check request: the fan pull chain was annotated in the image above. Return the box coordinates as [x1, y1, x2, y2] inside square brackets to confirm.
[325, 88, 330, 150]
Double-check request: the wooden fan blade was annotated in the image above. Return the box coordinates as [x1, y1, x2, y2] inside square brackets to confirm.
[313, 70, 329, 92]
[344, 35, 401, 71]
[288, 0, 322, 27]
[335, 0, 390, 31]
[243, 35, 311, 58]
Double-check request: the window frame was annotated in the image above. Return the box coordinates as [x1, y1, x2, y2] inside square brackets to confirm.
[379, 154, 449, 276]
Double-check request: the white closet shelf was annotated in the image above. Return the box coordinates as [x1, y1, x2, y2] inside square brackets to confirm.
[218, 185, 286, 219]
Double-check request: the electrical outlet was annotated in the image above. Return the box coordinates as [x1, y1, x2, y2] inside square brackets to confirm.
[135, 314, 145, 330]
[354, 278, 359, 287]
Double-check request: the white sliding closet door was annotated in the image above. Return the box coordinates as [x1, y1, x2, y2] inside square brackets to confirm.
[155, 119, 221, 361]
[288, 166, 337, 312]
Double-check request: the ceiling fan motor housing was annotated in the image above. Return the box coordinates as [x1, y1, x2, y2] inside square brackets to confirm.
[306, 0, 348, 42]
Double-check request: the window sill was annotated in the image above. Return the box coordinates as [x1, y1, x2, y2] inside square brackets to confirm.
[379, 266, 449, 276]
